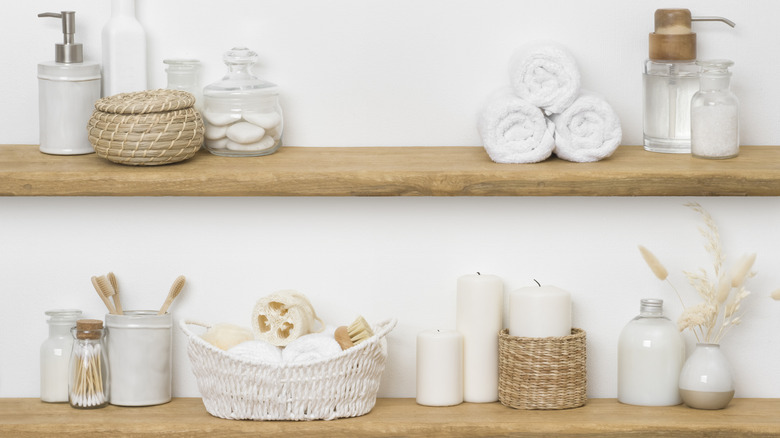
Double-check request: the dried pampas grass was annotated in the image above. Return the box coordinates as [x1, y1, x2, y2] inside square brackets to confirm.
[638, 202, 775, 344]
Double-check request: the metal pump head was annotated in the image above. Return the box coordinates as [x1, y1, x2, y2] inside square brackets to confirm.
[38, 11, 83, 63]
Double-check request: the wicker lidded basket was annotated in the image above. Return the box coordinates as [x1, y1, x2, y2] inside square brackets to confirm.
[87, 89, 204, 166]
[179, 318, 397, 421]
[498, 328, 587, 410]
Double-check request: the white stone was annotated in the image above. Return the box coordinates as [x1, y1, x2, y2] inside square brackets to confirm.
[242, 111, 282, 130]
[226, 136, 277, 152]
[203, 110, 241, 126]
[266, 126, 282, 140]
[205, 137, 229, 150]
[227, 122, 266, 144]
[205, 123, 227, 140]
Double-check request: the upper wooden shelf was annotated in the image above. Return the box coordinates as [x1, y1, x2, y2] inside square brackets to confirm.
[1, 144, 779, 196]
[2, 398, 780, 437]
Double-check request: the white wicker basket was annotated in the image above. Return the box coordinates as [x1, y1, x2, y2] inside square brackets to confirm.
[179, 318, 396, 421]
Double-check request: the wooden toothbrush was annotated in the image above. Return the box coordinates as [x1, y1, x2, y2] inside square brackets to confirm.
[107, 272, 124, 315]
[91, 276, 116, 315]
[158, 275, 186, 315]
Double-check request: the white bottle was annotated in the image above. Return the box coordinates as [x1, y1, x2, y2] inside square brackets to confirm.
[618, 298, 684, 406]
[102, 0, 147, 96]
[37, 11, 101, 155]
[40, 309, 82, 402]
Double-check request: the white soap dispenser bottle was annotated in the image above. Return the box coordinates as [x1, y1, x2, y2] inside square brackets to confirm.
[102, 0, 147, 96]
[37, 11, 101, 155]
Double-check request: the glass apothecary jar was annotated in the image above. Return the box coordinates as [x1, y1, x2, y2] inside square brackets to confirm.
[691, 60, 739, 159]
[202, 47, 283, 157]
[164, 59, 202, 111]
[69, 319, 109, 409]
[41, 309, 82, 403]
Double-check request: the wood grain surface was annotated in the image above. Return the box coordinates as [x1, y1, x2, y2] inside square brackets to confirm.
[1, 145, 778, 196]
[2, 398, 780, 437]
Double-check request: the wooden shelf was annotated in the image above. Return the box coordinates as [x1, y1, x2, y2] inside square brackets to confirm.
[2, 398, 779, 437]
[1, 144, 779, 196]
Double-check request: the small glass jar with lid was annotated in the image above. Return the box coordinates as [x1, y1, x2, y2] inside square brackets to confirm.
[69, 319, 109, 409]
[690, 60, 739, 159]
[202, 47, 283, 157]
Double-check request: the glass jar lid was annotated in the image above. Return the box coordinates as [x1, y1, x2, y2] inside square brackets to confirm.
[204, 47, 278, 97]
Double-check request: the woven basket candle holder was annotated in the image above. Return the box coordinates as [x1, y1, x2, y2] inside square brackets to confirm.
[87, 89, 204, 166]
[498, 328, 587, 410]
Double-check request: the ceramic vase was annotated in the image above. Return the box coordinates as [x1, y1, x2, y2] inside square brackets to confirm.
[678, 343, 735, 409]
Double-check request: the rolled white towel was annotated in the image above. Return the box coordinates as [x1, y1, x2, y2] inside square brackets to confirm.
[227, 340, 283, 364]
[509, 44, 581, 115]
[281, 327, 342, 364]
[478, 89, 555, 164]
[551, 91, 622, 163]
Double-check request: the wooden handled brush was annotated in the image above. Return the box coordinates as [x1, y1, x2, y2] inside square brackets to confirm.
[335, 316, 375, 350]
[91, 276, 117, 315]
[107, 272, 123, 315]
[158, 275, 186, 315]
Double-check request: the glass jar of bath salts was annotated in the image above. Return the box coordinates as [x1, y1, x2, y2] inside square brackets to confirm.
[691, 60, 739, 159]
[202, 47, 283, 157]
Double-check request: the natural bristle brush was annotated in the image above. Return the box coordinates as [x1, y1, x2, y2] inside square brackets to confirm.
[334, 316, 375, 350]
[107, 272, 124, 315]
[91, 276, 117, 315]
[158, 275, 186, 315]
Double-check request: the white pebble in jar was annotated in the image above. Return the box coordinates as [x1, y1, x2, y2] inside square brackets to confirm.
[226, 136, 276, 152]
[205, 137, 229, 150]
[226, 122, 266, 144]
[203, 110, 241, 126]
[243, 111, 281, 130]
[205, 124, 228, 140]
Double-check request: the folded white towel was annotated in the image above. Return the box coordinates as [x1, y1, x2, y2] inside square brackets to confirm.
[281, 327, 342, 364]
[478, 89, 556, 164]
[551, 91, 622, 163]
[228, 340, 283, 364]
[509, 44, 581, 115]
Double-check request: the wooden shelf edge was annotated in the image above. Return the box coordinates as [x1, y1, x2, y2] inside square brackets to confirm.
[1, 145, 780, 197]
[2, 398, 780, 437]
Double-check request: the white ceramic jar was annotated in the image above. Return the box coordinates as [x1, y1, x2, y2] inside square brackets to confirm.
[106, 311, 172, 406]
[40, 309, 82, 402]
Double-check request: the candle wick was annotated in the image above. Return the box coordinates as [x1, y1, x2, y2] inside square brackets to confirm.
[534, 279, 541, 287]
[477, 272, 481, 275]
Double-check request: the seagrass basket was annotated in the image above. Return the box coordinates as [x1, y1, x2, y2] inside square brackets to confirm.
[87, 89, 204, 165]
[498, 328, 587, 410]
[179, 318, 396, 421]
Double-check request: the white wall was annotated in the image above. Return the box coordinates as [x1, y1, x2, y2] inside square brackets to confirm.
[1, 1, 780, 400]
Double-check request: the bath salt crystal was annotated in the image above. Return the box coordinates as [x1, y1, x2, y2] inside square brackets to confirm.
[691, 106, 739, 159]
[226, 122, 266, 144]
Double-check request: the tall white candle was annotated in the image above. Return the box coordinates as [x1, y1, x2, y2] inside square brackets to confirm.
[416, 329, 463, 406]
[456, 273, 503, 403]
[509, 284, 571, 338]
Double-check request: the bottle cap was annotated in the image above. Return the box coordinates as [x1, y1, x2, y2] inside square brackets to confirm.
[38, 11, 83, 63]
[76, 319, 104, 339]
[649, 9, 736, 61]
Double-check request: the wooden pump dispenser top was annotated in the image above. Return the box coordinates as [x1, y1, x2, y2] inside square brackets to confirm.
[649, 9, 735, 61]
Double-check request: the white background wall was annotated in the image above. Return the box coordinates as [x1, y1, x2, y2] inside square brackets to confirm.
[1, 1, 779, 400]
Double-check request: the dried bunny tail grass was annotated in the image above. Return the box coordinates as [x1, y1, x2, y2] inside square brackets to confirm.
[685, 202, 725, 275]
[715, 272, 733, 304]
[730, 253, 757, 288]
[638, 245, 668, 280]
[771, 289, 780, 301]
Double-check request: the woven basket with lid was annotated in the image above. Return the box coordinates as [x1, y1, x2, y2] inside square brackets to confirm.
[87, 89, 204, 166]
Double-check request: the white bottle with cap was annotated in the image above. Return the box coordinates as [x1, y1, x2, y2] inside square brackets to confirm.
[102, 0, 147, 96]
[37, 11, 101, 155]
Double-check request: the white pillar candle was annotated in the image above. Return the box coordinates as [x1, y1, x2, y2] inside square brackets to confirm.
[416, 329, 463, 406]
[456, 273, 503, 403]
[509, 284, 571, 338]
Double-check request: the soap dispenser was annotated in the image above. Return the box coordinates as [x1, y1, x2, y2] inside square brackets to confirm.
[643, 9, 734, 154]
[37, 11, 101, 155]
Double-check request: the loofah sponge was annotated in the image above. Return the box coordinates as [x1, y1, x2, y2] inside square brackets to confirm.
[251, 290, 323, 347]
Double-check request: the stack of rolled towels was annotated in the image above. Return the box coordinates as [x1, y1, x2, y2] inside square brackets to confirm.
[478, 44, 622, 163]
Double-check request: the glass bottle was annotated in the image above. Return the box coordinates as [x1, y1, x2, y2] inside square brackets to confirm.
[41, 309, 82, 402]
[691, 60, 739, 160]
[164, 59, 202, 111]
[69, 319, 109, 409]
[202, 47, 283, 157]
[617, 298, 684, 406]
[642, 9, 734, 153]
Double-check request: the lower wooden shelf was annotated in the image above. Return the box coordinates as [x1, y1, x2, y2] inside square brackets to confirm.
[2, 397, 779, 437]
